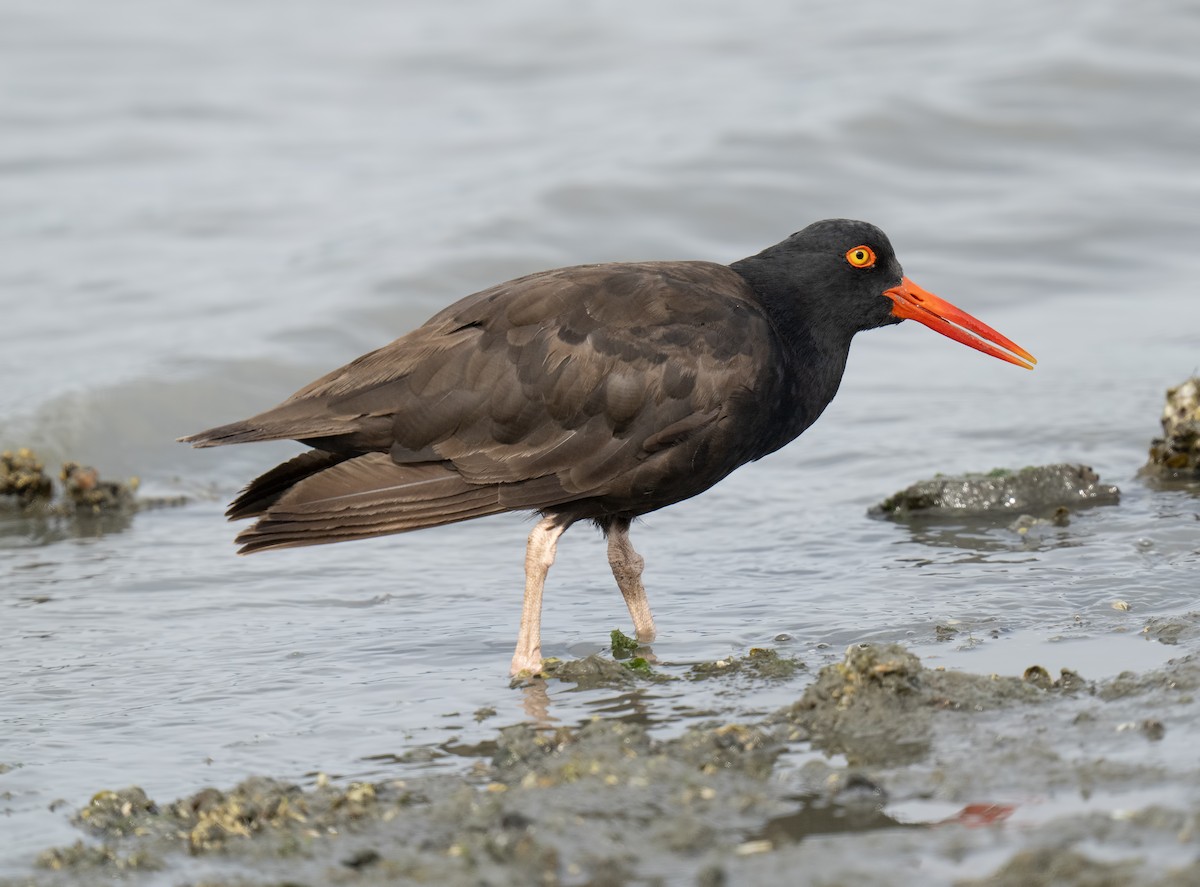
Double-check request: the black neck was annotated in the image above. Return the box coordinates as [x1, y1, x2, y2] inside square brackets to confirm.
[730, 254, 854, 455]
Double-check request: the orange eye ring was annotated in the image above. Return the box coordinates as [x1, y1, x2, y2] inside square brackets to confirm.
[845, 245, 876, 268]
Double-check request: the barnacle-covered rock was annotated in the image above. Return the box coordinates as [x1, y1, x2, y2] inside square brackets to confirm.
[1142, 376, 1200, 481]
[872, 464, 1119, 520]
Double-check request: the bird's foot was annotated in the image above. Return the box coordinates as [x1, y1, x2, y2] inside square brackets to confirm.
[510, 649, 544, 678]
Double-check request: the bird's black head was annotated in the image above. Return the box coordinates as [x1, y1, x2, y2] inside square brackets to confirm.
[731, 218, 1036, 369]
[730, 218, 905, 340]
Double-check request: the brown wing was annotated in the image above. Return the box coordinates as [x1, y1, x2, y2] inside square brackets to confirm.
[183, 261, 779, 550]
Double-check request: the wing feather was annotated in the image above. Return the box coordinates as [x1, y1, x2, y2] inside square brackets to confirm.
[186, 261, 780, 530]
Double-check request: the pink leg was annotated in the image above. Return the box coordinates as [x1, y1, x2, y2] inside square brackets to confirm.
[607, 519, 656, 642]
[510, 514, 570, 676]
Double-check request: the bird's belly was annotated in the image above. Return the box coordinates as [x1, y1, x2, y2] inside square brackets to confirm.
[566, 435, 752, 521]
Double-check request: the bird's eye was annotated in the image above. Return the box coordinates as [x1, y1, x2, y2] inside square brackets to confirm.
[845, 246, 876, 268]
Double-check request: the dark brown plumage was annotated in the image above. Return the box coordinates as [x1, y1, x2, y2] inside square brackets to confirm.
[182, 219, 1034, 674]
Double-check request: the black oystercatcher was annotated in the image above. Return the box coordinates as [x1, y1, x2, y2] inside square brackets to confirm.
[182, 219, 1035, 675]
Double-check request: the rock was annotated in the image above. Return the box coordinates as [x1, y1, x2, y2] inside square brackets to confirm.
[777, 643, 1041, 767]
[0, 447, 186, 545]
[959, 847, 1141, 887]
[1142, 376, 1200, 481]
[688, 648, 806, 682]
[60, 462, 139, 513]
[0, 448, 54, 507]
[871, 464, 1120, 520]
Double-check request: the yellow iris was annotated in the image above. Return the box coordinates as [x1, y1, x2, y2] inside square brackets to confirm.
[845, 246, 876, 268]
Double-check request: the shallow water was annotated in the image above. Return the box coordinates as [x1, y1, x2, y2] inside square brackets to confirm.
[3, 0, 1200, 877]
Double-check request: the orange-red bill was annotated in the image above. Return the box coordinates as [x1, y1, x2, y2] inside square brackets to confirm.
[883, 277, 1037, 370]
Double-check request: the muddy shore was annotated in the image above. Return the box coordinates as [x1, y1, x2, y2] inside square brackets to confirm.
[3, 444, 1199, 885]
[5, 384, 1200, 887]
[5, 624, 1200, 887]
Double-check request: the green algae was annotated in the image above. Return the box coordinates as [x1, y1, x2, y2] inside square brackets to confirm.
[609, 628, 639, 657]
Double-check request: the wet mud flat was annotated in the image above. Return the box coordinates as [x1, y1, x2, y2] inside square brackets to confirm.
[6, 625, 1200, 887]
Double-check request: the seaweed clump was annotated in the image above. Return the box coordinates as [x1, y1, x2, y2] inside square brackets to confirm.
[536, 652, 673, 687]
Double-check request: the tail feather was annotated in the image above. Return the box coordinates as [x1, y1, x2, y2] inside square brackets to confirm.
[179, 405, 354, 449]
[236, 497, 504, 553]
[232, 453, 508, 554]
[257, 487, 499, 529]
[228, 450, 351, 519]
[180, 421, 277, 448]
[246, 483, 500, 534]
